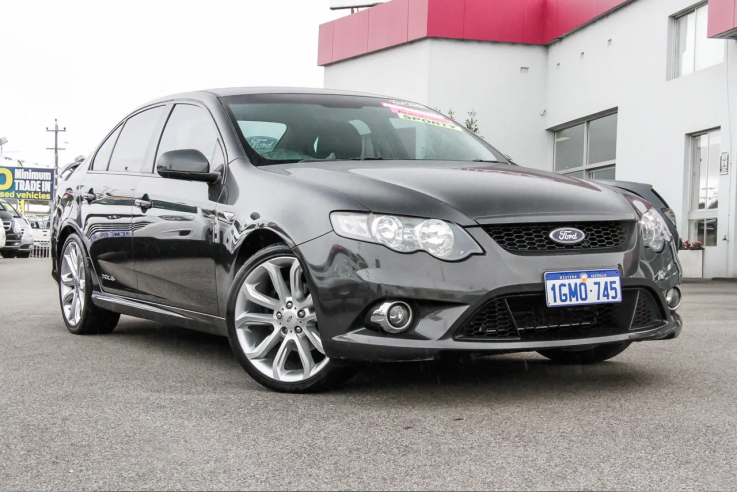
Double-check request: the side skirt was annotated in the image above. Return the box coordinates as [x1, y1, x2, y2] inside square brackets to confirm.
[91, 292, 228, 337]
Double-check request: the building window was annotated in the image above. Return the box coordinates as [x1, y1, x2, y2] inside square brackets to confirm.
[673, 4, 725, 78]
[554, 113, 617, 179]
[687, 129, 721, 246]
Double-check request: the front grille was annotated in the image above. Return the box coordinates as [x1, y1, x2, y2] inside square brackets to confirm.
[481, 221, 632, 253]
[455, 288, 664, 342]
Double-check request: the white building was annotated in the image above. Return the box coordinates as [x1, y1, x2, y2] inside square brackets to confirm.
[319, 0, 737, 278]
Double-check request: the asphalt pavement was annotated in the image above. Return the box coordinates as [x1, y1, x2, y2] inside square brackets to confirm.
[1, 258, 736, 490]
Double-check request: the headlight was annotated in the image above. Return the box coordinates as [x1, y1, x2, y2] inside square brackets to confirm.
[330, 212, 482, 261]
[640, 208, 672, 252]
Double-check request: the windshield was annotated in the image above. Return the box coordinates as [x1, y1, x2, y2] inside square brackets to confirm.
[222, 93, 507, 165]
[0, 202, 21, 217]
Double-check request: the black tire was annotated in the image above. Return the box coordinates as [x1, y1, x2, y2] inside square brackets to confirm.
[537, 341, 632, 364]
[1, 250, 18, 258]
[58, 234, 120, 335]
[17, 251, 31, 258]
[226, 243, 357, 393]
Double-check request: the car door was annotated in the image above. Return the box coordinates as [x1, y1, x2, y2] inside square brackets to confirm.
[83, 106, 166, 298]
[132, 103, 224, 315]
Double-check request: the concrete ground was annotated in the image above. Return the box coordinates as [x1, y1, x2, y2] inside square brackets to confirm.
[1, 258, 736, 491]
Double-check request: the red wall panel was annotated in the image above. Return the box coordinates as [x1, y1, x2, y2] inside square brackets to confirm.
[706, 0, 737, 37]
[318, 22, 334, 66]
[551, 0, 599, 39]
[317, 0, 664, 65]
[426, 0, 465, 38]
[331, 8, 370, 61]
[368, 0, 410, 52]
[524, 0, 548, 44]
[408, 0, 430, 40]
[463, 0, 527, 43]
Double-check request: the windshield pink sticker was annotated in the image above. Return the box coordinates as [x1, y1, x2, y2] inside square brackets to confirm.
[381, 102, 461, 131]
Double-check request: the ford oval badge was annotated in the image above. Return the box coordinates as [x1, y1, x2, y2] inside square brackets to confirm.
[549, 227, 586, 245]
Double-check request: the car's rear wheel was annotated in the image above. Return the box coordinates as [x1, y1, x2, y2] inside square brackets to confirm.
[58, 234, 120, 335]
[537, 341, 631, 364]
[227, 244, 356, 393]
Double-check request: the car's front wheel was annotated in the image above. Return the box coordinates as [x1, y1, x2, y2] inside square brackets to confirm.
[58, 234, 120, 335]
[227, 244, 356, 393]
[537, 341, 631, 364]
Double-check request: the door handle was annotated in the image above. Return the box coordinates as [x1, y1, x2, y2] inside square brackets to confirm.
[134, 194, 153, 211]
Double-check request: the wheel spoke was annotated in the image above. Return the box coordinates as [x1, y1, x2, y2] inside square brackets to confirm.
[272, 338, 292, 380]
[303, 324, 324, 355]
[62, 290, 74, 305]
[61, 273, 75, 286]
[289, 261, 306, 302]
[262, 261, 290, 302]
[236, 312, 276, 329]
[295, 335, 316, 378]
[75, 296, 83, 322]
[242, 281, 279, 310]
[245, 327, 282, 360]
[64, 254, 78, 281]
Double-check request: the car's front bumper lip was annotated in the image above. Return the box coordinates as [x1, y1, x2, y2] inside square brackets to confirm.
[328, 314, 682, 361]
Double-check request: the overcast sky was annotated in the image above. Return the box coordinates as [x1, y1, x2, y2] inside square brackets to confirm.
[0, 0, 343, 168]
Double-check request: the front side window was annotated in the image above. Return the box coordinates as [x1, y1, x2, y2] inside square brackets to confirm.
[554, 113, 617, 179]
[222, 94, 507, 165]
[674, 4, 725, 78]
[91, 126, 122, 171]
[108, 106, 165, 173]
[156, 104, 223, 171]
[688, 129, 721, 246]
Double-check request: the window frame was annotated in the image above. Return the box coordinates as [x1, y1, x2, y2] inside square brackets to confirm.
[686, 128, 721, 247]
[148, 101, 228, 175]
[88, 104, 168, 175]
[552, 111, 618, 179]
[669, 2, 725, 80]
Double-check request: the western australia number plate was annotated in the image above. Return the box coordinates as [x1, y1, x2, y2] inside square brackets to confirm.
[544, 269, 622, 307]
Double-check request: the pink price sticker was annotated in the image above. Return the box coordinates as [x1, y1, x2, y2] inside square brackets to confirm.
[381, 102, 455, 126]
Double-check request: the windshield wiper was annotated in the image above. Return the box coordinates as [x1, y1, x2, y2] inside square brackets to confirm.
[472, 159, 504, 163]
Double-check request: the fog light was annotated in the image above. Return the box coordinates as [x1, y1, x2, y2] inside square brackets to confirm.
[665, 287, 682, 310]
[370, 301, 413, 333]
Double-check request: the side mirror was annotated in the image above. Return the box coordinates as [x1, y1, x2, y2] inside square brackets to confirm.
[157, 149, 220, 183]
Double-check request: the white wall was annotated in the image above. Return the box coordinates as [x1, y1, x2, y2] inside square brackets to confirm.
[426, 39, 550, 170]
[324, 40, 432, 103]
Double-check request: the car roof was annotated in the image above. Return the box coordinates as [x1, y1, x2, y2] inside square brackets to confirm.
[143, 87, 396, 106]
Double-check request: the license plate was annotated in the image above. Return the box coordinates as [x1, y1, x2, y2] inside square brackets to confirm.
[544, 269, 622, 307]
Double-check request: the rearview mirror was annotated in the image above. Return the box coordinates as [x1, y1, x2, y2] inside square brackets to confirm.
[157, 149, 220, 183]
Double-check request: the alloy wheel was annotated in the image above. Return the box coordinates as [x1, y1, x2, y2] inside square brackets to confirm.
[234, 256, 328, 382]
[60, 241, 85, 326]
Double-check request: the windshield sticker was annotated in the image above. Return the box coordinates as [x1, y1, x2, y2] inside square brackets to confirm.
[246, 136, 279, 152]
[382, 102, 462, 131]
[397, 113, 463, 131]
[385, 99, 426, 109]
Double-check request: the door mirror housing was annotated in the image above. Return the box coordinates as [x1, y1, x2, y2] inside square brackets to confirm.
[157, 149, 220, 183]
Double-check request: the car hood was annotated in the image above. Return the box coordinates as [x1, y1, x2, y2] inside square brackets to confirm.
[269, 161, 637, 226]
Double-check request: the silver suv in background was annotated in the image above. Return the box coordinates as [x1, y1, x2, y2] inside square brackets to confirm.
[0, 199, 32, 258]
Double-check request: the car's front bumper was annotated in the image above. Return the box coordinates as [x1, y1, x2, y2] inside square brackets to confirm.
[295, 228, 683, 362]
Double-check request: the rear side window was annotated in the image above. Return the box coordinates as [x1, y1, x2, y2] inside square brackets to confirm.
[108, 106, 165, 173]
[91, 126, 122, 171]
[156, 104, 222, 169]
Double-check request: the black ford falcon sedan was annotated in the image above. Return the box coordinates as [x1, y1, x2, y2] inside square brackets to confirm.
[51, 88, 682, 392]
